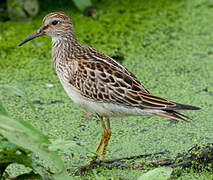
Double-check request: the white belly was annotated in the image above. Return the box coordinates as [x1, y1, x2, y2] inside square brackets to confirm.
[60, 81, 164, 117]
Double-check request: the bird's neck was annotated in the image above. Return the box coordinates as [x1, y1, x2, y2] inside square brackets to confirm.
[51, 34, 79, 67]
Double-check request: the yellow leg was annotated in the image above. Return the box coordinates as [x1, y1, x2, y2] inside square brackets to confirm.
[88, 116, 111, 164]
[95, 116, 107, 154]
[99, 118, 111, 160]
[88, 115, 107, 164]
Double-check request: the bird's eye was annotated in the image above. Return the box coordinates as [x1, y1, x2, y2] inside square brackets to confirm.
[52, 20, 59, 25]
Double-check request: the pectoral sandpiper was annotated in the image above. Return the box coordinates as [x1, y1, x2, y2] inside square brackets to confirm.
[19, 12, 200, 162]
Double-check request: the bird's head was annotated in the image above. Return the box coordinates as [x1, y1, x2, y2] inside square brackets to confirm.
[19, 12, 74, 46]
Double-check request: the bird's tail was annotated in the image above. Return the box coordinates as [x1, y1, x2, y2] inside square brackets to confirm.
[153, 110, 196, 122]
[173, 103, 200, 111]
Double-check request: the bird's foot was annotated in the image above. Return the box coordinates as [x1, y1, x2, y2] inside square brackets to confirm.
[75, 156, 98, 174]
[87, 154, 99, 165]
[87, 158, 96, 165]
[87, 154, 105, 166]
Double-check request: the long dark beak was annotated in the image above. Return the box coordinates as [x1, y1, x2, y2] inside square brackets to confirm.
[18, 29, 44, 46]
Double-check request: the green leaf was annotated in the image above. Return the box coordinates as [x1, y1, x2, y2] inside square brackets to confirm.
[53, 175, 75, 180]
[138, 167, 173, 180]
[0, 135, 17, 149]
[72, 0, 92, 11]
[49, 138, 89, 157]
[0, 85, 36, 113]
[0, 152, 32, 166]
[0, 101, 8, 116]
[0, 115, 67, 177]
[49, 139, 80, 152]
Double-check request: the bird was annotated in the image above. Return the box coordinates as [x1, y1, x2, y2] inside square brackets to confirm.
[19, 12, 200, 163]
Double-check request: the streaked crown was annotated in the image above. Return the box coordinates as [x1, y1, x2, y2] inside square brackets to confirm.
[41, 12, 74, 37]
